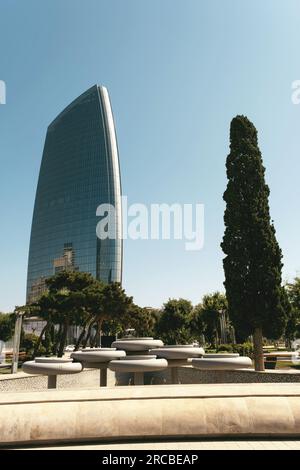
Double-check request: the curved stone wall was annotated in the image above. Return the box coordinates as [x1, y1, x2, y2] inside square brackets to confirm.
[1, 384, 300, 446]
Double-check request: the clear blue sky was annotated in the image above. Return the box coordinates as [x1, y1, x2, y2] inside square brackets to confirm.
[1, 0, 300, 312]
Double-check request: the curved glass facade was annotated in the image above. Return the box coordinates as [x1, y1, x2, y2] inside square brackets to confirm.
[26, 85, 122, 302]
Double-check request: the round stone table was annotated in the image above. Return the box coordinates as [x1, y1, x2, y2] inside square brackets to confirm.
[71, 348, 126, 387]
[108, 355, 168, 385]
[112, 338, 164, 353]
[22, 357, 83, 389]
[150, 345, 205, 383]
[191, 356, 253, 370]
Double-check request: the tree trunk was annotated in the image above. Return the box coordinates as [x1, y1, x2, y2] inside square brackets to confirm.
[34, 322, 48, 356]
[90, 318, 104, 348]
[214, 327, 219, 349]
[74, 316, 92, 351]
[44, 322, 53, 355]
[74, 328, 86, 351]
[57, 321, 68, 357]
[53, 323, 62, 355]
[99, 318, 104, 347]
[253, 327, 265, 371]
[90, 323, 100, 347]
[82, 320, 95, 348]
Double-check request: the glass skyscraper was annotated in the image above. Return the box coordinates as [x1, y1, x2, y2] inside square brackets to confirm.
[26, 85, 122, 302]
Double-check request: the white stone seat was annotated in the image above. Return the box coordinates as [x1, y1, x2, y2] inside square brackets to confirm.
[109, 356, 167, 372]
[22, 357, 83, 389]
[109, 355, 168, 385]
[71, 348, 126, 387]
[71, 348, 126, 363]
[22, 357, 82, 375]
[112, 338, 164, 352]
[150, 346, 204, 360]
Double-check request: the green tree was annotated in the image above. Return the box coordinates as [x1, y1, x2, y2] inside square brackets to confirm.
[156, 299, 193, 344]
[221, 115, 288, 370]
[285, 278, 300, 346]
[77, 281, 133, 348]
[22, 271, 134, 355]
[16, 299, 53, 356]
[40, 271, 94, 356]
[120, 306, 160, 337]
[21, 333, 39, 358]
[0, 313, 14, 342]
[192, 292, 228, 347]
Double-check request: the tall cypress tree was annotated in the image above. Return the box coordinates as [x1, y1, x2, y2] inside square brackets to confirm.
[221, 115, 288, 370]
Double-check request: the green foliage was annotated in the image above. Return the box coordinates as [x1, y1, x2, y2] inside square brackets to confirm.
[82, 281, 134, 347]
[46, 270, 95, 292]
[286, 277, 300, 307]
[101, 319, 124, 337]
[221, 116, 288, 341]
[45, 270, 94, 325]
[285, 278, 300, 342]
[156, 298, 193, 344]
[216, 343, 233, 352]
[20, 333, 40, 359]
[233, 342, 253, 357]
[86, 281, 133, 323]
[191, 292, 228, 347]
[216, 342, 253, 357]
[28, 271, 97, 356]
[119, 306, 160, 337]
[0, 313, 14, 342]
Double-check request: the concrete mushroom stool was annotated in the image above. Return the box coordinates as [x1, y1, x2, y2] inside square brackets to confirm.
[112, 337, 164, 354]
[191, 356, 252, 370]
[71, 348, 126, 387]
[22, 357, 83, 389]
[150, 345, 205, 383]
[108, 355, 168, 385]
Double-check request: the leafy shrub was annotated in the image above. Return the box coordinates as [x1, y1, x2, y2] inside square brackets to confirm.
[20, 333, 39, 359]
[0, 313, 14, 342]
[215, 342, 254, 357]
[233, 342, 253, 357]
[216, 344, 233, 352]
